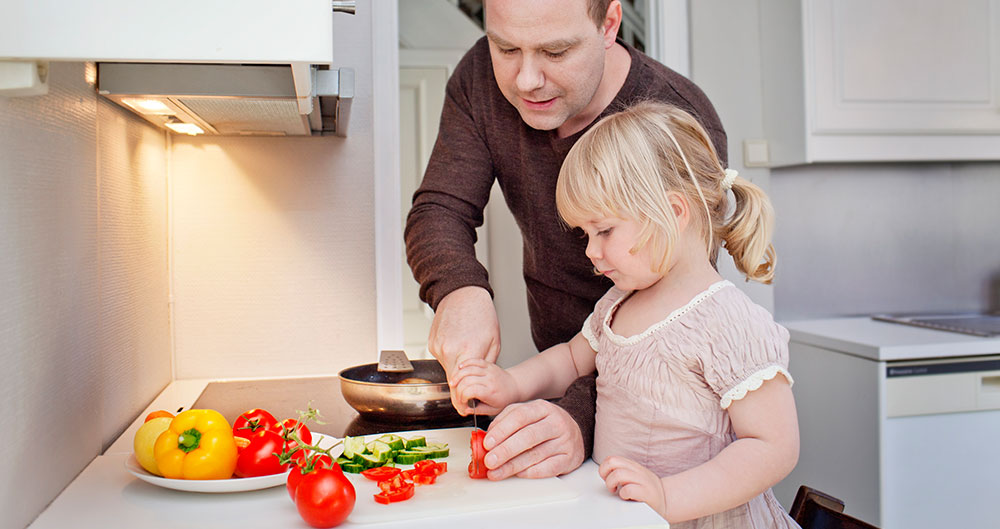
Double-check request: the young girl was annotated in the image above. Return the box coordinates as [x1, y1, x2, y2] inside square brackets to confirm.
[452, 101, 800, 527]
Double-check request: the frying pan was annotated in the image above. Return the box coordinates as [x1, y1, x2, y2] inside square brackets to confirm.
[338, 359, 461, 421]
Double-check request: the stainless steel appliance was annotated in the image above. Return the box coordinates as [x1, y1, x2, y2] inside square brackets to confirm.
[191, 374, 473, 438]
[872, 312, 1000, 337]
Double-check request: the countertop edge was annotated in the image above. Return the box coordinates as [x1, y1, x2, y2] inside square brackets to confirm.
[781, 317, 1000, 361]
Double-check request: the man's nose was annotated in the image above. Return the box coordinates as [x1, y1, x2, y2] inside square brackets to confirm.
[515, 56, 545, 94]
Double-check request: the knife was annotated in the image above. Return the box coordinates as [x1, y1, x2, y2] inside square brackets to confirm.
[469, 399, 479, 430]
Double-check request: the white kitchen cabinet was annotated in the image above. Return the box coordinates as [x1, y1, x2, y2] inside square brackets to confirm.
[759, 0, 1000, 165]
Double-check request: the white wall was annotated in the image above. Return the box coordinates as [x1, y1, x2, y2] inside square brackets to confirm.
[169, 4, 379, 379]
[169, 133, 378, 377]
[771, 162, 1000, 320]
[1, 6, 384, 527]
[1, 62, 171, 529]
[689, 1, 1000, 322]
[689, 0, 775, 313]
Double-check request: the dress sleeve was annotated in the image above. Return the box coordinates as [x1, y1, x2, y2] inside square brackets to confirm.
[703, 303, 793, 410]
[580, 287, 623, 352]
[403, 41, 497, 310]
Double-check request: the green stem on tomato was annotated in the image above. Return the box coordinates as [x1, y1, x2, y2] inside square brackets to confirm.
[275, 405, 342, 472]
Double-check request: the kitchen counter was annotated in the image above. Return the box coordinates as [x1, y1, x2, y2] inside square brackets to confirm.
[30, 378, 668, 529]
[782, 316, 1000, 361]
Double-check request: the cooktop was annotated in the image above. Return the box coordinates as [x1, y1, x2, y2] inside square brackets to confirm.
[191, 376, 474, 438]
[872, 312, 1000, 337]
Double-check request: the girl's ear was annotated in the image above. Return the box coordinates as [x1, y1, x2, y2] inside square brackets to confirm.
[667, 191, 690, 229]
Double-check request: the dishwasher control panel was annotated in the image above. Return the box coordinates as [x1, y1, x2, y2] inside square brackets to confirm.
[885, 355, 1000, 417]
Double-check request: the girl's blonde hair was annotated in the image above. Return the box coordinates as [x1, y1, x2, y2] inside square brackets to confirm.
[555, 101, 776, 283]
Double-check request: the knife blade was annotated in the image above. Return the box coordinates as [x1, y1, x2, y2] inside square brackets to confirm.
[470, 399, 479, 430]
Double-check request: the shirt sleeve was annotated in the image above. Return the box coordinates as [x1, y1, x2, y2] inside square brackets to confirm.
[703, 304, 793, 410]
[403, 41, 498, 310]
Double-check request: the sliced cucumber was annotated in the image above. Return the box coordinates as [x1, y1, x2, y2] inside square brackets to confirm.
[404, 436, 426, 449]
[358, 452, 386, 468]
[343, 436, 365, 459]
[366, 440, 392, 462]
[377, 434, 405, 451]
[341, 462, 365, 473]
[413, 444, 449, 459]
[394, 450, 427, 464]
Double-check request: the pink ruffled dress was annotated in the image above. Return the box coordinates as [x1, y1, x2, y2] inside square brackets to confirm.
[585, 280, 799, 528]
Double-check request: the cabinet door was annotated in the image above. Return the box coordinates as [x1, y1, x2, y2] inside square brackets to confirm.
[810, 0, 1000, 134]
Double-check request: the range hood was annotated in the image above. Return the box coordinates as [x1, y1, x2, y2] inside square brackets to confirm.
[97, 63, 353, 137]
[0, 0, 355, 136]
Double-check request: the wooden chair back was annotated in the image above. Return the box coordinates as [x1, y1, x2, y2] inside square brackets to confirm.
[789, 486, 880, 529]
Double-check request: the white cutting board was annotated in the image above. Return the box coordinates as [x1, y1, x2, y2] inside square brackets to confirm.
[337, 427, 579, 524]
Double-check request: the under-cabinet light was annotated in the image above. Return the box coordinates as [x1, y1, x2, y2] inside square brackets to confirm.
[121, 98, 174, 115]
[164, 121, 204, 135]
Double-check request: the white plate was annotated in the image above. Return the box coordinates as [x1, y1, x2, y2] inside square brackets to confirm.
[125, 432, 338, 493]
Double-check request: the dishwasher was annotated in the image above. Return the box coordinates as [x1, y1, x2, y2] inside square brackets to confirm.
[771, 317, 1000, 529]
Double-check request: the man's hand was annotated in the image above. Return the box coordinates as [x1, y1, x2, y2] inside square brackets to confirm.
[427, 286, 500, 411]
[482, 399, 586, 479]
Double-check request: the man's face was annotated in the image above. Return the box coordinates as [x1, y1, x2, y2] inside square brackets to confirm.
[485, 0, 610, 132]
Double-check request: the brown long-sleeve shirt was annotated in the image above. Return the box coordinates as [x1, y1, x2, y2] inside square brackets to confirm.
[405, 37, 727, 457]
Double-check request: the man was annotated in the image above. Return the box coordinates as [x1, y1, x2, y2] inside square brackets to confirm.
[405, 0, 727, 479]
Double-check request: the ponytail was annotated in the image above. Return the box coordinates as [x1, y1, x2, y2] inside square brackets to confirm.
[719, 176, 776, 284]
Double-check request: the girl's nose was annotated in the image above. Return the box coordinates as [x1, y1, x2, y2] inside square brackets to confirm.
[515, 56, 545, 94]
[585, 237, 601, 260]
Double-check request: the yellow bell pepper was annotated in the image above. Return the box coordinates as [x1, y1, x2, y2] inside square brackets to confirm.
[153, 409, 238, 480]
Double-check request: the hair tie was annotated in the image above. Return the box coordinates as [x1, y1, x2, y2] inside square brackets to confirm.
[721, 168, 738, 191]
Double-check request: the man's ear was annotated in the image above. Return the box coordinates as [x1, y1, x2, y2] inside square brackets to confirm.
[602, 1, 623, 48]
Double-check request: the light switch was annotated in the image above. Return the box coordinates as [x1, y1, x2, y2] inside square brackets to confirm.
[743, 139, 770, 167]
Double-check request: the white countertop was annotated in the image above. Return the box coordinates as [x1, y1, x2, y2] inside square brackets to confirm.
[782, 317, 1000, 361]
[30, 379, 668, 529]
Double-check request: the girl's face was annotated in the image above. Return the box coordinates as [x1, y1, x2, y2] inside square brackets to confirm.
[580, 216, 662, 291]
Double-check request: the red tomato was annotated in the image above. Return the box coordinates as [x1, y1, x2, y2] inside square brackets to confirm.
[361, 466, 401, 482]
[235, 430, 288, 478]
[279, 418, 313, 444]
[233, 408, 278, 440]
[287, 464, 307, 502]
[278, 418, 312, 463]
[295, 465, 356, 528]
[287, 454, 334, 501]
[469, 429, 488, 479]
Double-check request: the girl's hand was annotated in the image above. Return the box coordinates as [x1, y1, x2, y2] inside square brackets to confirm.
[598, 455, 667, 518]
[450, 358, 519, 415]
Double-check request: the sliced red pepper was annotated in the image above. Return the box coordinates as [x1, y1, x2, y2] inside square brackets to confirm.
[373, 482, 415, 504]
[378, 474, 406, 493]
[469, 429, 488, 479]
[411, 472, 437, 485]
[361, 466, 402, 482]
[413, 460, 441, 473]
[413, 459, 447, 477]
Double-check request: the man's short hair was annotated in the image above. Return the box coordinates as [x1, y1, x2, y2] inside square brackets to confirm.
[587, 0, 612, 29]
